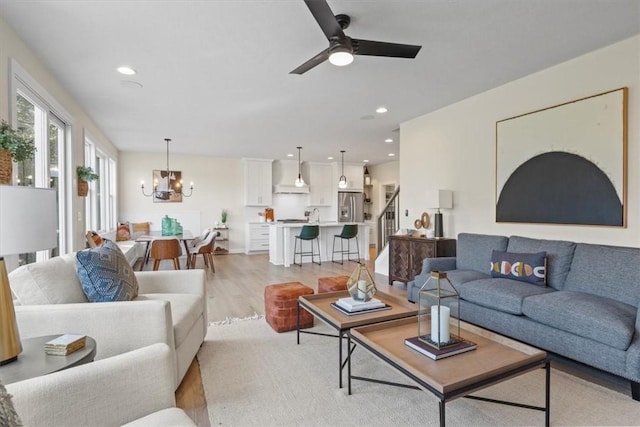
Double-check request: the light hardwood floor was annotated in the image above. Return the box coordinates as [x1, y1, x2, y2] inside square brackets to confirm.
[174, 249, 398, 426]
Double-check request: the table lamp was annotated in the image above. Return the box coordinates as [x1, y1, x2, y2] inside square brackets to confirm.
[427, 189, 453, 238]
[0, 185, 58, 365]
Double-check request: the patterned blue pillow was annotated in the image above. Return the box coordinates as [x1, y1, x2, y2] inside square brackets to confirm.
[490, 250, 547, 286]
[76, 239, 139, 302]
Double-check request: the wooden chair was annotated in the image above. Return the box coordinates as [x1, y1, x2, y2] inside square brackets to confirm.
[188, 231, 218, 271]
[149, 238, 182, 270]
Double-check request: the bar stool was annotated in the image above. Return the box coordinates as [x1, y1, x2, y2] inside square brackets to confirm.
[293, 225, 321, 266]
[331, 224, 360, 264]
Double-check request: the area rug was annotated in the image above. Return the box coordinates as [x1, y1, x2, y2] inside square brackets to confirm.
[198, 318, 640, 426]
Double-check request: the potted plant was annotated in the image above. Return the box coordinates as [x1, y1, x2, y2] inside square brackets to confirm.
[76, 165, 99, 196]
[0, 120, 36, 185]
[221, 208, 228, 226]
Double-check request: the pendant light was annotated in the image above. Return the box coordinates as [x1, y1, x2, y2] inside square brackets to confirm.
[338, 150, 348, 189]
[141, 138, 194, 199]
[294, 146, 306, 187]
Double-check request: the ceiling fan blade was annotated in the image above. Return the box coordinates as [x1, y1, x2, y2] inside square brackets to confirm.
[304, 0, 346, 41]
[290, 48, 330, 74]
[353, 39, 422, 58]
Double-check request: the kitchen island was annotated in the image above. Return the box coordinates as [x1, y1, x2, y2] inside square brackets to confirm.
[268, 222, 370, 267]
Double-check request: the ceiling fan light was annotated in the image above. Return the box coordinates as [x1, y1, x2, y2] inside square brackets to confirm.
[329, 50, 354, 67]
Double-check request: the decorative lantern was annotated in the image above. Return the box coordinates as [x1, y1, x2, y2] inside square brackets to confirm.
[346, 262, 377, 301]
[418, 271, 461, 350]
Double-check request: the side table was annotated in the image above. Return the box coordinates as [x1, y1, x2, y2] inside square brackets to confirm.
[0, 335, 97, 384]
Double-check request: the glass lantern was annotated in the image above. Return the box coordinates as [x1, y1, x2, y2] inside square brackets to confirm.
[346, 262, 377, 301]
[418, 271, 461, 350]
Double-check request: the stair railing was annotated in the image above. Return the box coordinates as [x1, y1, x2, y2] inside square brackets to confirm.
[376, 185, 400, 251]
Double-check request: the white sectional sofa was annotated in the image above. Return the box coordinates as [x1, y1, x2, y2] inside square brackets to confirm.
[8, 252, 207, 388]
[7, 343, 196, 426]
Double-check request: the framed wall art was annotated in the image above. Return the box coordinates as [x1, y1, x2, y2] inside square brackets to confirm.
[152, 169, 183, 203]
[495, 87, 627, 227]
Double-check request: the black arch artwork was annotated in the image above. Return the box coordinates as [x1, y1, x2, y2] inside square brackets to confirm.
[496, 151, 623, 226]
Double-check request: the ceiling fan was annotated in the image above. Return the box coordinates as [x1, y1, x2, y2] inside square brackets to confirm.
[290, 0, 422, 75]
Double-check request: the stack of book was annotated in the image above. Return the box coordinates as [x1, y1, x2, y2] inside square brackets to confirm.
[404, 335, 476, 360]
[44, 334, 87, 356]
[331, 297, 391, 315]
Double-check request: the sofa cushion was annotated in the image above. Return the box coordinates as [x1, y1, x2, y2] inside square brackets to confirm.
[490, 250, 546, 286]
[443, 270, 490, 288]
[522, 291, 636, 350]
[76, 240, 139, 302]
[506, 236, 576, 290]
[8, 253, 88, 305]
[456, 233, 508, 273]
[458, 278, 554, 315]
[136, 293, 203, 348]
[564, 243, 640, 306]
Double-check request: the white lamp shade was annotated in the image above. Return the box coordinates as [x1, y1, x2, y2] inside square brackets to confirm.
[426, 189, 453, 210]
[0, 186, 58, 255]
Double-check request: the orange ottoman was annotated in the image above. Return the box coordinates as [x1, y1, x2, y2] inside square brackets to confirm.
[317, 276, 349, 294]
[265, 282, 314, 333]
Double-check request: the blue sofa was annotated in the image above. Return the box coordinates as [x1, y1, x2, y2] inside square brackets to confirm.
[407, 232, 640, 400]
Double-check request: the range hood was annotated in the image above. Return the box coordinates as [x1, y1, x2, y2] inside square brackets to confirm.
[273, 184, 309, 194]
[272, 160, 309, 194]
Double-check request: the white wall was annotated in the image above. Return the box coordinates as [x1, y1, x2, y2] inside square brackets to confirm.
[0, 16, 118, 251]
[118, 152, 245, 252]
[400, 35, 639, 247]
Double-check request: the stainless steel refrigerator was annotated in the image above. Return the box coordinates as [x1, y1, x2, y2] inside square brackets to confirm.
[338, 192, 364, 222]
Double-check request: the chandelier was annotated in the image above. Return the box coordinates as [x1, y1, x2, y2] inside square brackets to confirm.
[141, 138, 194, 198]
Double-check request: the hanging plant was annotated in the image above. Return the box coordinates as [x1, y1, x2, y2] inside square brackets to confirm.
[0, 120, 36, 184]
[76, 165, 99, 196]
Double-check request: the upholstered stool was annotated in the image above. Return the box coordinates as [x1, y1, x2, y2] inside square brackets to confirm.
[317, 276, 349, 294]
[265, 282, 314, 333]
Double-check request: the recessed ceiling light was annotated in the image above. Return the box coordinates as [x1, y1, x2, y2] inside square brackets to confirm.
[287, 153, 294, 157]
[327, 156, 334, 160]
[117, 66, 136, 75]
[363, 159, 369, 163]
[376, 106, 388, 114]
[388, 153, 395, 157]
[385, 138, 393, 143]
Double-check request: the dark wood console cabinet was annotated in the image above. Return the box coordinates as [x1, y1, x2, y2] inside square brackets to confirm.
[388, 236, 456, 285]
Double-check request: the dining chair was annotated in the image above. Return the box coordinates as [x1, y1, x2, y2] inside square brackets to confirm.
[149, 238, 182, 270]
[293, 225, 321, 267]
[189, 231, 219, 271]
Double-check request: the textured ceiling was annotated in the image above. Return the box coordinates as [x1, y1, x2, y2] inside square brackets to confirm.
[0, 0, 638, 165]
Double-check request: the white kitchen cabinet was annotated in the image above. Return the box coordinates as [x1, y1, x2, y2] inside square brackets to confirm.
[307, 162, 333, 206]
[245, 222, 270, 253]
[243, 159, 273, 206]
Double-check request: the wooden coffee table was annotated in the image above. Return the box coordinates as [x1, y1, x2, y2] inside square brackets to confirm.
[349, 317, 550, 427]
[297, 290, 418, 388]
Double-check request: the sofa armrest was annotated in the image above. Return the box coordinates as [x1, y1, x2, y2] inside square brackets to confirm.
[421, 256, 457, 274]
[15, 300, 175, 362]
[135, 269, 206, 296]
[7, 343, 178, 426]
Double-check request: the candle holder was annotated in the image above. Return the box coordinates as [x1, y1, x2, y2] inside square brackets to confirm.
[418, 271, 461, 350]
[346, 262, 377, 302]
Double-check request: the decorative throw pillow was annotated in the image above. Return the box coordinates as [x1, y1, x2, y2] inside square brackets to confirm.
[85, 231, 103, 248]
[76, 239, 139, 302]
[116, 223, 131, 241]
[0, 381, 23, 426]
[490, 250, 547, 286]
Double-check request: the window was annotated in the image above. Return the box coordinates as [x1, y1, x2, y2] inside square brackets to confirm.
[84, 138, 117, 232]
[13, 86, 68, 264]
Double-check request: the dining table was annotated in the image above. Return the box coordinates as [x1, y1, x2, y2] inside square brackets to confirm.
[135, 230, 194, 271]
